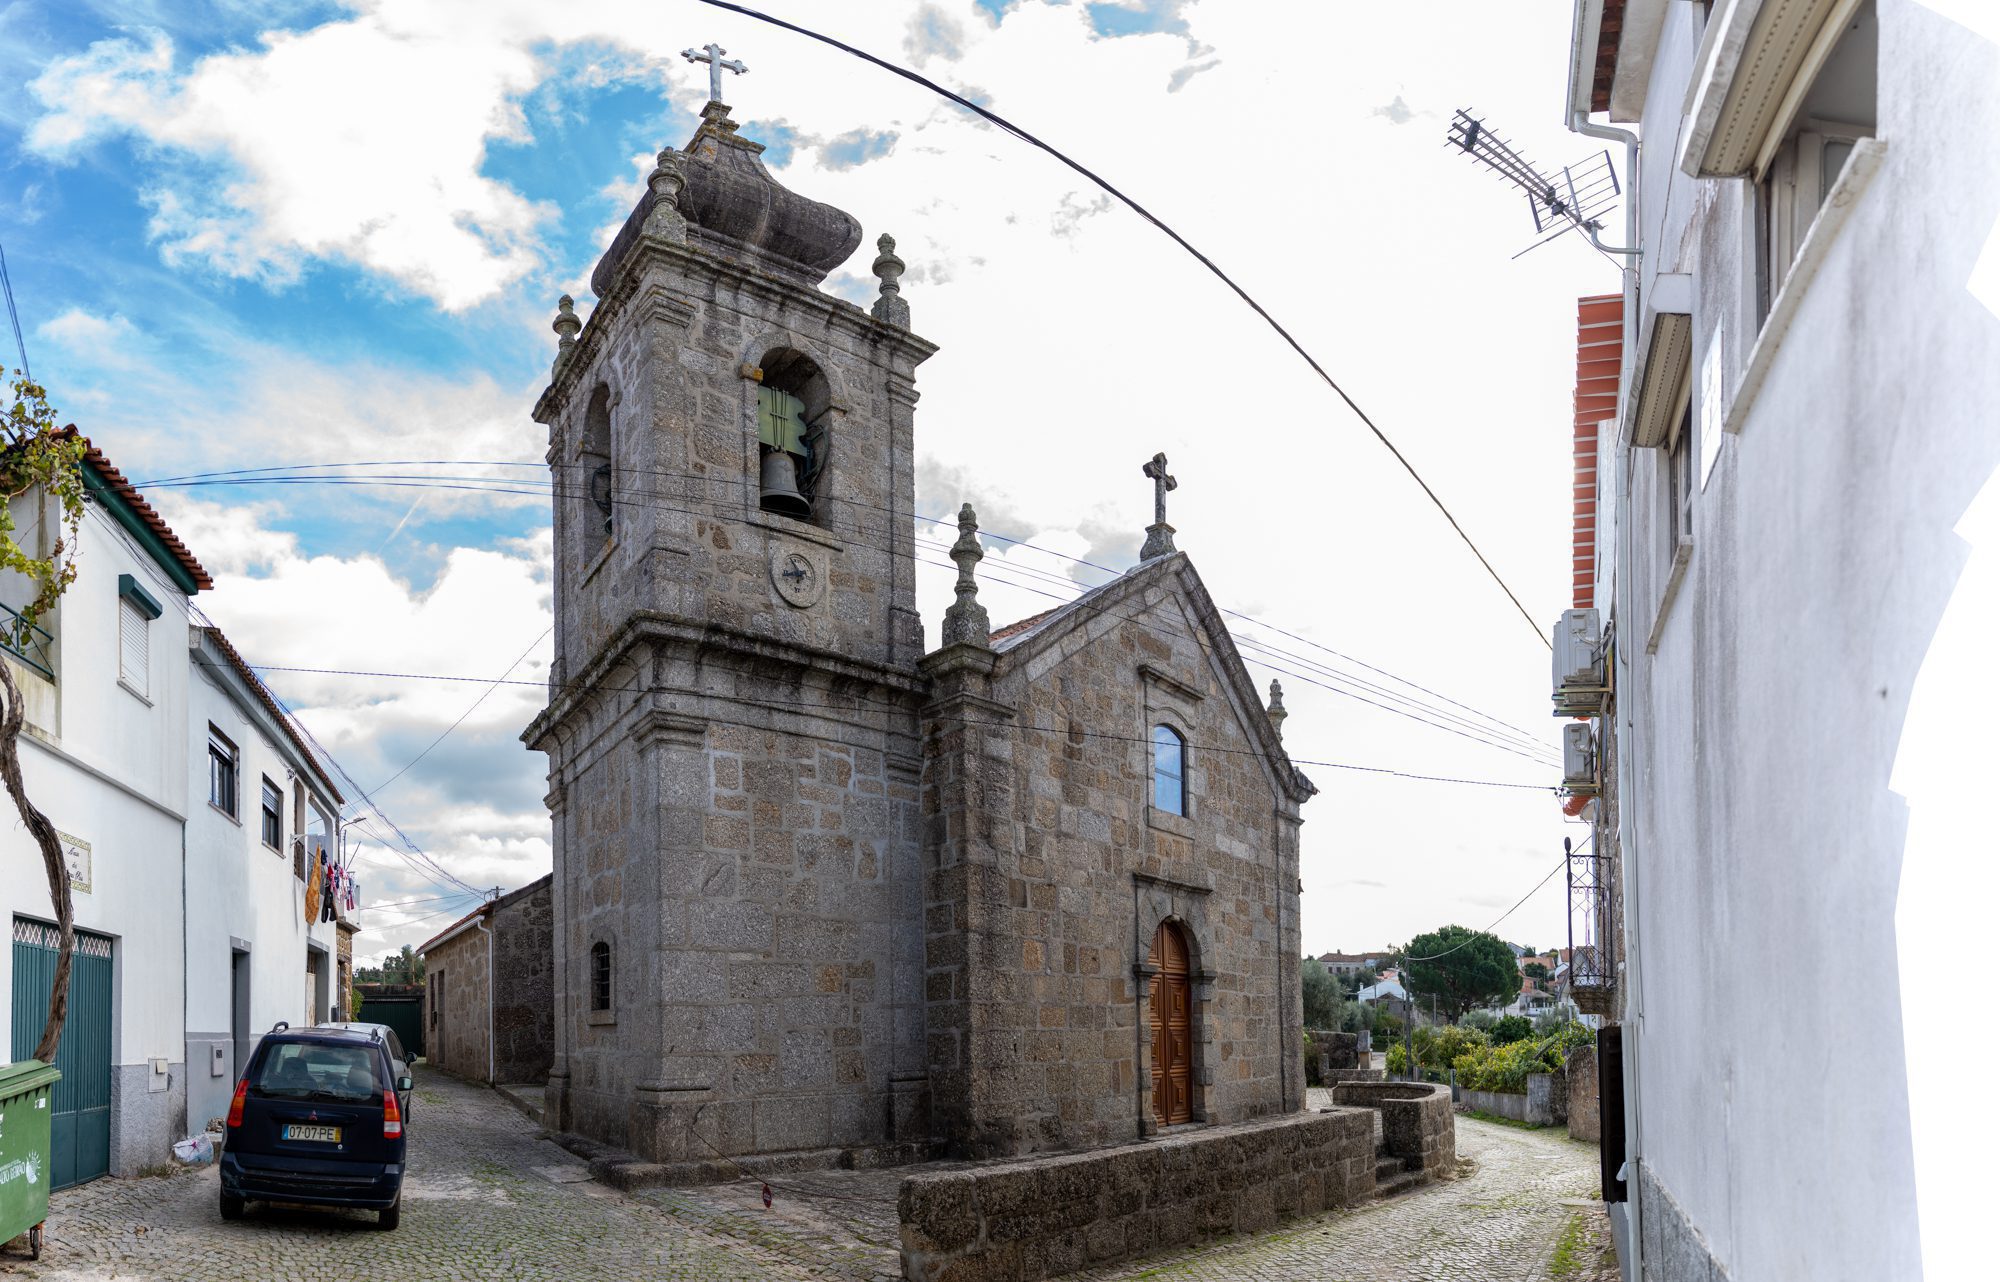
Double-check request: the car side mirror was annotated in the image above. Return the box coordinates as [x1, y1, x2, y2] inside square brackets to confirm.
[397, 1075, 413, 1093]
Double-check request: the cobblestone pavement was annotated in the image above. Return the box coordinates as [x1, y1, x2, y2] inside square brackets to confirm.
[2, 1077, 1609, 1282]
[1075, 1115, 1609, 1282]
[2, 1067, 818, 1281]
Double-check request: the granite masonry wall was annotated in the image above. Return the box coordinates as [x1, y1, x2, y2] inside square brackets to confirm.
[898, 1109, 1376, 1282]
[490, 876, 554, 1085]
[423, 921, 490, 1082]
[525, 139, 938, 1164]
[920, 557, 1312, 1159]
[1329, 1082, 1455, 1181]
[1567, 1045, 1600, 1143]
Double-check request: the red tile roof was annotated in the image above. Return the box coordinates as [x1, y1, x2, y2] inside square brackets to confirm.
[59, 429, 213, 591]
[1590, 0, 1627, 114]
[1572, 294, 1623, 610]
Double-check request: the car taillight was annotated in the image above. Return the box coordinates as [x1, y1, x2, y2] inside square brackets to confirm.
[383, 1088, 403, 1138]
[227, 1080, 248, 1128]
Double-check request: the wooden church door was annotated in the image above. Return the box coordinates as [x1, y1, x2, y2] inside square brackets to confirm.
[1148, 920, 1193, 1125]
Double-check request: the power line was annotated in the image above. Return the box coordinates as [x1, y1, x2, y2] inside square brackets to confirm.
[247, 658, 1556, 793]
[693, 0, 1549, 650]
[0, 242, 28, 381]
[372, 626, 552, 797]
[1399, 834, 1593, 964]
[151, 464, 1554, 765]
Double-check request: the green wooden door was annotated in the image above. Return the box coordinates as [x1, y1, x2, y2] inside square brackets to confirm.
[11, 918, 113, 1189]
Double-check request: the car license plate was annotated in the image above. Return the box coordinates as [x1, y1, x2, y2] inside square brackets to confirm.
[283, 1124, 340, 1143]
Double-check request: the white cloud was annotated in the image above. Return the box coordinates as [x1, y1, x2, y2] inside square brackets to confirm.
[161, 494, 555, 963]
[20, 0, 1611, 956]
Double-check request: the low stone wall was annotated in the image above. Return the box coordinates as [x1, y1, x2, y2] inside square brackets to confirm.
[1566, 1046, 1600, 1142]
[899, 1109, 1376, 1281]
[1461, 1088, 1536, 1123]
[1528, 1072, 1568, 1126]
[1328, 1082, 1455, 1181]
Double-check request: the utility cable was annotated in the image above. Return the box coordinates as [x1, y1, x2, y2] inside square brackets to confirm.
[0, 242, 28, 381]
[155, 466, 1555, 764]
[1398, 833, 1593, 964]
[247, 658, 1557, 792]
[693, 0, 1549, 650]
[371, 625, 552, 798]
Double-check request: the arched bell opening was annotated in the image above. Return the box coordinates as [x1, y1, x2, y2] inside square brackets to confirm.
[755, 348, 833, 523]
[578, 384, 614, 553]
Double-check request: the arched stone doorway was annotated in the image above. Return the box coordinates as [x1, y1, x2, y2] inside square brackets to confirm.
[1149, 919, 1194, 1125]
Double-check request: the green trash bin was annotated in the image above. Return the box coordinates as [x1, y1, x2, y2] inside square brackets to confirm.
[0, 1059, 62, 1261]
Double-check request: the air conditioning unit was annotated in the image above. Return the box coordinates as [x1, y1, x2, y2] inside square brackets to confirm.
[1551, 608, 1607, 717]
[1561, 722, 1600, 795]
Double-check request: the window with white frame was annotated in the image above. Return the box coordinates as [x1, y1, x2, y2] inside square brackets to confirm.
[1759, 1, 1877, 316]
[116, 573, 162, 697]
[209, 726, 239, 817]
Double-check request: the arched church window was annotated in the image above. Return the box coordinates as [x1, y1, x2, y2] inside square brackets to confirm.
[590, 940, 612, 1012]
[755, 349, 832, 522]
[580, 385, 614, 547]
[1152, 724, 1186, 816]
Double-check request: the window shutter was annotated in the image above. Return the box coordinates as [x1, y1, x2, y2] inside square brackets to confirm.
[119, 597, 149, 693]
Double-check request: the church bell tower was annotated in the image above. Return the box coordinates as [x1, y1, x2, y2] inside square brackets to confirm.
[525, 84, 939, 1165]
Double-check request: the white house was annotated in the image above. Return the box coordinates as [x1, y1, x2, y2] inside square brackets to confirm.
[2, 437, 356, 1184]
[1, 440, 210, 1186]
[1558, 2, 1998, 1278]
[184, 625, 346, 1131]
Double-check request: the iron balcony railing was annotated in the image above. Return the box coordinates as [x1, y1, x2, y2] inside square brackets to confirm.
[0, 602, 55, 681]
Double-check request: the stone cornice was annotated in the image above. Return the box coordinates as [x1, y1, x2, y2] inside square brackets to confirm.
[523, 610, 927, 747]
[533, 234, 939, 423]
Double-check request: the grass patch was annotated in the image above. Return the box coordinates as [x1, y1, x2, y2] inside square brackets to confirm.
[1457, 1108, 1552, 1131]
[1549, 1211, 1588, 1278]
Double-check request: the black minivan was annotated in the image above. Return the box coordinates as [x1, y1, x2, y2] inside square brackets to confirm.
[220, 1023, 410, 1229]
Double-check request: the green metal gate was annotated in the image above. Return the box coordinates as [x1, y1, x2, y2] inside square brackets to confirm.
[11, 918, 113, 1189]
[357, 993, 424, 1057]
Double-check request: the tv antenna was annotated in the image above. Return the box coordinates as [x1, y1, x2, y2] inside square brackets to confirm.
[1446, 109, 1630, 261]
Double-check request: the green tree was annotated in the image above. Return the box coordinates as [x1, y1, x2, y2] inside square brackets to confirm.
[2, 374, 89, 1064]
[1301, 957, 1341, 1030]
[1399, 925, 1519, 1021]
[1522, 960, 1550, 987]
[1491, 1014, 1534, 1044]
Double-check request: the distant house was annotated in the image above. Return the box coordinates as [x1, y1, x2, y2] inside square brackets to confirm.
[1314, 950, 1385, 978]
[418, 875, 553, 1085]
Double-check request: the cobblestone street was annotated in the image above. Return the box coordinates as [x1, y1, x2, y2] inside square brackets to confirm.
[3, 1068, 819, 1282]
[3, 1070, 1608, 1282]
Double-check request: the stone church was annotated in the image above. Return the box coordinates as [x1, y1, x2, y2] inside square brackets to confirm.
[523, 93, 1315, 1168]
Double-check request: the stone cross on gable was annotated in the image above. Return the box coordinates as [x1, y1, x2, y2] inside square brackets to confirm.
[682, 43, 748, 104]
[1141, 451, 1178, 560]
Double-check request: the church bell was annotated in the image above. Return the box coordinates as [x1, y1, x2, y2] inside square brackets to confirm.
[758, 448, 812, 518]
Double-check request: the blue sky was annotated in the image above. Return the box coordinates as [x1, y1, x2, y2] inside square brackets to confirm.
[2, 0, 1616, 961]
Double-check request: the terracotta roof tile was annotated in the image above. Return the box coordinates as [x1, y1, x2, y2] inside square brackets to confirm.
[58, 428, 212, 590]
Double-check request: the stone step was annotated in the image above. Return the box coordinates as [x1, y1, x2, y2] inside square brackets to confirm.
[1375, 1166, 1427, 1199]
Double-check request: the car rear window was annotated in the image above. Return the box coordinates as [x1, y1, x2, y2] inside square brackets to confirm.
[255, 1041, 382, 1101]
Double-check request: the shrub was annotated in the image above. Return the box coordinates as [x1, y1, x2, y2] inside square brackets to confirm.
[1451, 1024, 1596, 1094]
[1491, 1014, 1535, 1044]
[1459, 1010, 1498, 1032]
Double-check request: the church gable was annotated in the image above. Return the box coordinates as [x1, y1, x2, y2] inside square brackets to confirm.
[915, 508, 1313, 1155]
[986, 552, 1314, 811]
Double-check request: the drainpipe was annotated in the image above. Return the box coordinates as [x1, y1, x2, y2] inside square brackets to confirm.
[474, 910, 495, 1085]
[1567, 4, 1645, 1278]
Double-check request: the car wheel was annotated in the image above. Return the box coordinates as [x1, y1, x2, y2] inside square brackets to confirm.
[219, 1191, 245, 1221]
[376, 1199, 400, 1231]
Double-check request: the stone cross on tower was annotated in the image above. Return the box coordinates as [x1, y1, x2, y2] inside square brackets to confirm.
[1140, 451, 1178, 560]
[682, 43, 748, 103]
